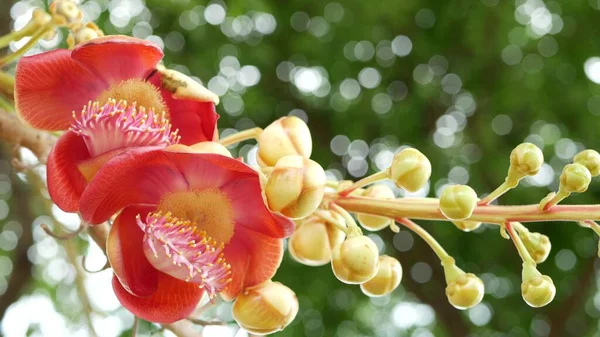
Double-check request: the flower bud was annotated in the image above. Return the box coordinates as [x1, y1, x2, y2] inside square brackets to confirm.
[387, 148, 431, 192]
[445, 273, 485, 310]
[360, 255, 402, 297]
[507, 143, 544, 185]
[357, 185, 395, 231]
[232, 281, 299, 335]
[520, 232, 551, 264]
[574, 149, 600, 177]
[288, 216, 346, 266]
[157, 65, 220, 104]
[439, 185, 478, 221]
[521, 263, 555, 308]
[257, 116, 312, 167]
[559, 163, 591, 193]
[265, 155, 325, 219]
[67, 22, 104, 48]
[331, 235, 380, 284]
[32, 9, 53, 27]
[49, 0, 83, 25]
[452, 221, 482, 232]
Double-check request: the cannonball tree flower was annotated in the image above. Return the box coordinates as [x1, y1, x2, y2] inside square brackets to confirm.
[77, 145, 294, 323]
[14, 35, 219, 212]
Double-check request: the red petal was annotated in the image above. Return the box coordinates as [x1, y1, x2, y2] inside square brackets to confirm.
[79, 148, 188, 224]
[72, 35, 163, 86]
[174, 153, 256, 190]
[46, 131, 91, 212]
[15, 49, 106, 130]
[221, 177, 295, 238]
[112, 273, 204, 323]
[108, 205, 159, 297]
[148, 72, 219, 144]
[221, 227, 284, 301]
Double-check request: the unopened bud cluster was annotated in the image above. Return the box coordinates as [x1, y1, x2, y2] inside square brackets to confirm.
[251, 121, 598, 327]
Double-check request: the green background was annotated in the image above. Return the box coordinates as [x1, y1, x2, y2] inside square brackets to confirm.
[2, 0, 600, 336]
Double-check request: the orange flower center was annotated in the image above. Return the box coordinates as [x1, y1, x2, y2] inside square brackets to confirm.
[157, 189, 236, 244]
[97, 78, 168, 116]
[70, 99, 179, 157]
[137, 211, 232, 298]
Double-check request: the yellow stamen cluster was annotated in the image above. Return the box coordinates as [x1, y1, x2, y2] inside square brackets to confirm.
[70, 99, 179, 157]
[137, 211, 233, 298]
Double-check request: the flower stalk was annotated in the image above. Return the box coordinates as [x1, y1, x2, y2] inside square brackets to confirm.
[336, 196, 600, 224]
[219, 127, 263, 146]
[0, 26, 53, 67]
[505, 222, 536, 265]
[396, 218, 452, 264]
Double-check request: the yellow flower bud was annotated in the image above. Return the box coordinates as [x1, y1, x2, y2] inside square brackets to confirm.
[32, 9, 53, 27]
[520, 232, 551, 264]
[507, 143, 544, 185]
[559, 163, 592, 193]
[232, 281, 299, 335]
[265, 155, 326, 219]
[574, 149, 600, 177]
[67, 22, 104, 48]
[49, 0, 83, 25]
[439, 185, 478, 221]
[521, 263, 556, 308]
[442, 260, 484, 309]
[357, 185, 395, 231]
[445, 273, 485, 310]
[452, 221, 482, 232]
[157, 64, 220, 104]
[257, 116, 312, 167]
[387, 148, 431, 192]
[331, 235, 380, 284]
[288, 216, 346, 266]
[360, 255, 402, 297]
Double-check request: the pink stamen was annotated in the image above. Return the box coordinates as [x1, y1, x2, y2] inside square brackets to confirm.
[70, 99, 180, 157]
[136, 211, 232, 298]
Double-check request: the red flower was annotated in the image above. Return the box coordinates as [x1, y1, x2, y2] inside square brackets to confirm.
[15, 35, 219, 212]
[78, 145, 294, 323]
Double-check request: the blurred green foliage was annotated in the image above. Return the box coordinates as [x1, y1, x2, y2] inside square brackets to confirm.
[3, 0, 600, 336]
